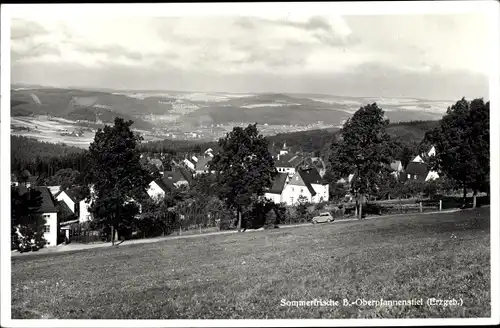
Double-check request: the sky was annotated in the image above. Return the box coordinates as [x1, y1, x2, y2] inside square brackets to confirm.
[10, 12, 492, 100]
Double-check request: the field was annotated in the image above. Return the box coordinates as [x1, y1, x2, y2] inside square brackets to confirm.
[11, 208, 490, 319]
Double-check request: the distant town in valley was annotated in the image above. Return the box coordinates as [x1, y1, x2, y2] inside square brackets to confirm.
[10, 84, 451, 148]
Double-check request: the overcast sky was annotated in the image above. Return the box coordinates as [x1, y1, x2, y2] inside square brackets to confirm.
[10, 13, 491, 100]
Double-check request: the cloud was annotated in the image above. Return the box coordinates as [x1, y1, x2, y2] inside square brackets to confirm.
[9, 13, 491, 99]
[73, 44, 144, 61]
[11, 19, 50, 40]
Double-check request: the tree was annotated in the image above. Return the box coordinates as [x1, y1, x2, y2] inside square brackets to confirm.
[11, 186, 46, 250]
[209, 124, 276, 232]
[139, 196, 179, 237]
[43, 168, 81, 190]
[427, 98, 490, 207]
[86, 117, 151, 245]
[328, 103, 392, 218]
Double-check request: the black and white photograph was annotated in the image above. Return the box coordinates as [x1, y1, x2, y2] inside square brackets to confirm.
[0, 2, 499, 326]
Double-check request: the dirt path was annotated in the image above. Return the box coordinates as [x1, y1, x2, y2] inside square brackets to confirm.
[11, 208, 464, 258]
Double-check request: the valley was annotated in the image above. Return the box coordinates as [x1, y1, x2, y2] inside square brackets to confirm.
[10, 85, 451, 148]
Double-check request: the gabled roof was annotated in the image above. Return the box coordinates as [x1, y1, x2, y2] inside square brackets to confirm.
[32, 187, 58, 213]
[163, 170, 188, 184]
[178, 167, 193, 184]
[291, 168, 323, 197]
[63, 187, 85, 203]
[268, 173, 288, 194]
[298, 168, 323, 185]
[275, 154, 303, 168]
[195, 157, 212, 171]
[405, 162, 429, 181]
[151, 178, 173, 193]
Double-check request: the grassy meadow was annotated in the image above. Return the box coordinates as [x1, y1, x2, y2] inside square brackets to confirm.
[11, 208, 490, 319]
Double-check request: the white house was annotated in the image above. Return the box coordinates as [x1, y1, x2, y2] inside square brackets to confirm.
[183, 158, 195, 171]
[275, 154, 304, 179]
[281, 168, 329, 205]
[15, 186, 59, 247]
[264, 172, 288, 204]
[55, 188, 93, 223]
[194, 157, 214, 176]
[147, 179, 171, 201]
[279, 142, 290, 156]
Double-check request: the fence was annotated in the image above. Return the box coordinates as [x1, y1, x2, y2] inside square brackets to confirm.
[68, 230, 102, 244]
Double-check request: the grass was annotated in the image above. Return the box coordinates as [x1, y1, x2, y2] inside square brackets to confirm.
[11, 208, 490, 319]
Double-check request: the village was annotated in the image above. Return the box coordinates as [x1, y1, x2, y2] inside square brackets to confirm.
[11, 139, 443, 250]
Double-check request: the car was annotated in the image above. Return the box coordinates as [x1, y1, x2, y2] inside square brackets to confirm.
[312, 212, 334, 224]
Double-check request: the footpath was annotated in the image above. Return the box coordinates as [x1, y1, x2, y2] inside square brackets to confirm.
[11, 207, 465, 258]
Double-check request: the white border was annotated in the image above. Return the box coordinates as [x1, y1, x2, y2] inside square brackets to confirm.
[1, 2, 499, 327]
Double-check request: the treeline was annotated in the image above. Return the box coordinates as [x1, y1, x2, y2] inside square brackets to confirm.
[11, 136, 88, 177]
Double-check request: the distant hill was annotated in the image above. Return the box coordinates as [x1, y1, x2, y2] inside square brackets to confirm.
[10, 88, 160, 130]
[11, 87, 449, 130]
[141, 120, 439, 157]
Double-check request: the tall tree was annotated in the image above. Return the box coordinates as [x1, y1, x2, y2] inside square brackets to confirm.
[328, 103, 392, 218]
[86, 117, 150, 245]
[209, 123, 276, 232]
[428, 98, 490, 207]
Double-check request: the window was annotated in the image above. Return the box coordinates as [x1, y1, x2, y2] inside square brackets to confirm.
[300, 188, 304, 193]
[43, 214, 50, 219]
[43, 225, 50, 233]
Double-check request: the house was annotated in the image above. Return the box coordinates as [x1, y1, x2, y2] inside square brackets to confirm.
[403, 162, 439, 182]
[281, 168, 329, 205]
[404, 145, 439, 181]
[279, 142, 290, 156]
[162, 167, 193, 188]
[15, 186, 59, 247]
[194, 156, 213, 176]
[147, 179, 172, 201]
[204, 148, 214, 158]
[264, 172, 288, 204]
[275, 154, 304, 178]
[55, 187, 93, 223]
[183, 158, 196, 171]
[47, 185, 61, 196]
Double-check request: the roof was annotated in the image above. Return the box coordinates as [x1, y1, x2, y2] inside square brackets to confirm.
[275, 154, 304, 168]
[163, 170, 188, 184]
[178, 167, 193, 183]
[151, 178, 174, 193]
[297, 168, 323, 197]
[405, 162, 429, 181]
[268, 173, 288, 194]
[62, 187, 85, 203]
[32, 187, 58, 213]
[298, 168, 323, 185]
[195, 157, 212, 171]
